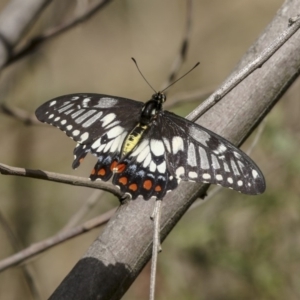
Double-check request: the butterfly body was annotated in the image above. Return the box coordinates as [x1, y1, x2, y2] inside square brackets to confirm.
[35, 92, 266, 200]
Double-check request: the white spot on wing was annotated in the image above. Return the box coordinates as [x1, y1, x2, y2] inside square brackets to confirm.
[66, 125, 73, 131]
[150, 161, 156, 172]
[143, 153, 151, 168]
[49, 100, 56, 107]
[188, 171, 197, 179]
[172, 136, 184, 154]
[137, 145, 150, 163]
[54, 117, 60, 121]
[213, 143, 227, 155]
[61, 120, 67, 125]
[58, 103, 74, 113]
[187, 143, 197, 167]
[175, 166, 185, 177]
[231, 159, 240, 176]
[106, 126, 124, 139]
[101, 113, 116, 127]
[82, 111, 103, 128]
[157, 161, 166, 173]
[95, 97, 118, 108]
[237, 180, 243, 186]
[199, 146, 209, 169]
[91, 138, 101, 149]
[79, 132, 89, 143]
[48, 114, 54, 119]
[227, 177, 233, 184]
[162, 137, 171, 152]
[104, 140, 114, 153]
[75, 110, 96, 124]
[72, 130, 80, 136]
[189, 126, 210, 146]
[131, 140, 148, 157]
[252, 170, 259, 178]
[202, 173, 211, 180]
[71, 109, 85, 118]
[216, 174, 223, 181]
[150, 139, 165, 156]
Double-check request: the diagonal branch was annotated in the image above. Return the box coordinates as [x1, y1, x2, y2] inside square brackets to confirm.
[49, 1, 300, 299]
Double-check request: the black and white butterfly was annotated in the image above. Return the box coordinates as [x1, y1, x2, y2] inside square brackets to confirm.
[35, 92, 266, 200]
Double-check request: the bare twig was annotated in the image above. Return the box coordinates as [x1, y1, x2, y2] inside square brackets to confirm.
[165, 85, 215, 110]
[0, 162, 122, 199]
[160, 0, 193, 91]
[0, 0, 52, 69]
[187, 15, 300, 122]
[0, 207, 117, 272]
[0, 103, 41, 125]
[0, 211, 41, 299]
[6, 0, 113, 66]
[60, 190, 104, 231]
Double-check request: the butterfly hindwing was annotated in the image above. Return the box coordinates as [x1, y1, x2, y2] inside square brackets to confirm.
[112, 126, 178, 200]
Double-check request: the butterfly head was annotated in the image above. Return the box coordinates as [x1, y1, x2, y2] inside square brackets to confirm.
[152, 92, 166, 104]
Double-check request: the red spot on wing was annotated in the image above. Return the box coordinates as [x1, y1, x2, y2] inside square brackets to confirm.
[155, 185, 162, 192]
[110, 160, 118, 171]
[143, 180, 152, 190]
[116, 163, 126, 173]
[98, 169, 106, 176]
[119, 177, 128, 185]
[129, 183, 138, 191]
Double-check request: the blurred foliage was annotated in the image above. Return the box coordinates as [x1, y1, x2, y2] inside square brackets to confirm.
[1, 0, 299, 299]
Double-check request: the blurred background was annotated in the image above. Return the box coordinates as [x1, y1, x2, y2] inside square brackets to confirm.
[1, 0, 300, 299]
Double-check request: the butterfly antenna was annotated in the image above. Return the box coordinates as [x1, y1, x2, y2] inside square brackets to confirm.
[131, 58, 157, 93]
[161, 62, 200, 93]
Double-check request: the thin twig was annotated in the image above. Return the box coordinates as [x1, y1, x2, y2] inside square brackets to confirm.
[6, 0, 113, 66]
[160, 0, 193, 91]
[0, 103, 41, 125]
[0, 207, 117, 272]
[165, 86, 215, 110]
[0, 162, 123, 199]
[187, 15, 300, 122]
[0, 211, 41, 299]
[149, 199, 162, 300]
[60, 190, 104, 231]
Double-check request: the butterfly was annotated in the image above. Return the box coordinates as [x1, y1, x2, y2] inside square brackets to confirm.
[35, 92, 266, 200]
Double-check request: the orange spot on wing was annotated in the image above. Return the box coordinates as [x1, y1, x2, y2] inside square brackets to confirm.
[116, 163, 126, 173]
[129, 183, 138, 191]
[91, 168, 96, 175]
[119, 177, 128, 185]
[155, 185, 162, 192]
[143, 180, 152, 190]
[79, 157, 84, 163]
[110, 160, 118, 171]
[98, 169, 106, 176]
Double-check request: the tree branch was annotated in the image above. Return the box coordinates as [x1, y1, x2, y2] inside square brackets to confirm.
[49, 1, 300, 299]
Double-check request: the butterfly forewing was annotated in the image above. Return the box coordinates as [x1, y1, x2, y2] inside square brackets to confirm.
[35, 93, 143, 145]
[162, 111, 265, 195]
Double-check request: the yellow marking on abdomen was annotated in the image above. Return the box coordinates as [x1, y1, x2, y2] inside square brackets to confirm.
[122, 123, 148, 157]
